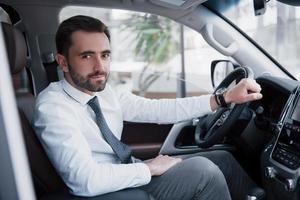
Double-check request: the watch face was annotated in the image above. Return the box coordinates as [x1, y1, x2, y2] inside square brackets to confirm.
[216, 87, 227, 95]
[216, 87, 228, 107]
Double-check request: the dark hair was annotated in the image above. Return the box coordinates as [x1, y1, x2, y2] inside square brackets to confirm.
[55, 15, 110, 56]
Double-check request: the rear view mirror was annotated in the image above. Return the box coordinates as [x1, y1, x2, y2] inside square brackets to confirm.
[211, 60, 237, 88]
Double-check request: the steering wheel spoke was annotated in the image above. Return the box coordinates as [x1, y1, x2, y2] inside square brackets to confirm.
[201, 108, 231, 140]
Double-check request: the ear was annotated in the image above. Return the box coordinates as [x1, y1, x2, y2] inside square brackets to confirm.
[56, 53, 69, 72]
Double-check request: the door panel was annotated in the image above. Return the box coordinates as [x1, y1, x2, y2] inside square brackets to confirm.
[121, 122, 173, 160]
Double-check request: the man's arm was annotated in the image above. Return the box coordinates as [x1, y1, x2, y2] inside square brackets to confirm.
[119, 93, 213, 124]
[34, 97, 151, 197]
[119, 78, 262, 124]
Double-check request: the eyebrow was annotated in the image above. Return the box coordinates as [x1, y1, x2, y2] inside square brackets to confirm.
[79, 50, 111, 56]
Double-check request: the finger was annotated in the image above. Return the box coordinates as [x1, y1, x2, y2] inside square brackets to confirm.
[246, 81, 261, 93]
[170, 158, 182, 166]
[154, 154, 163, 160]
[170, 156, 181, 160]
[244, 93, 263, 102]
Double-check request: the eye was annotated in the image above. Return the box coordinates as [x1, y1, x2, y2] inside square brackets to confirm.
[102, 53, 111, 59]
[81, 54, 92, 59]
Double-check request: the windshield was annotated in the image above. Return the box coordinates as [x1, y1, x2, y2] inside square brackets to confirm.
[209, 0, 300, 79]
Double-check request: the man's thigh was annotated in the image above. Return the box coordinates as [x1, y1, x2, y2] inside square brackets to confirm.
[177, 150, 256, 200]
[140, 156, 231, 200]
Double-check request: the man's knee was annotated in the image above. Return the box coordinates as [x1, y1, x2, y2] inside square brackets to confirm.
[200, 150, 237, 167]
[184, 157, 230, 199]
[184, 156, 225, 183]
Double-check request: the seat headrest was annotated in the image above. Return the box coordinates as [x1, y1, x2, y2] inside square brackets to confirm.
[2, 22, 27, 74]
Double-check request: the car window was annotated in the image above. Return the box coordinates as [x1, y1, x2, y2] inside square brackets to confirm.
[219, 0, 300, 79]
[60, 6, 227, 98]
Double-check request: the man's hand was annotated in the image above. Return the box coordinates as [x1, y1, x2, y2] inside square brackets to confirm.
[210, 78, 263, 111]
[224, 78, 263, 104]
[145, 155, 182, 176]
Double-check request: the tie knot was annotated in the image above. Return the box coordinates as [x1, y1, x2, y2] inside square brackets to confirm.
[87, 96, 100, 114]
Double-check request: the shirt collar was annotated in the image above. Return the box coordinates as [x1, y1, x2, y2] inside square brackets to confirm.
[62, 79, 95, 105]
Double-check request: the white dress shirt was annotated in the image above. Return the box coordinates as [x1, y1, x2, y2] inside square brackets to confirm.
[34, 79, 213, 197]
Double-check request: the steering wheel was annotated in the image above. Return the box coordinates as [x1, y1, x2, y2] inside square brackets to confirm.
[195, 67, 254, 148]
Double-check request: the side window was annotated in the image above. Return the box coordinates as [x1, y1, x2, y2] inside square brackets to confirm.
[60, 7, 227, 98]
[183, 27, 227, 97]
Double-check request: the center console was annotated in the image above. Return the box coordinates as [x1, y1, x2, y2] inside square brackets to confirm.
[262, 88, 300, 200]
[272, 123, 300, 170]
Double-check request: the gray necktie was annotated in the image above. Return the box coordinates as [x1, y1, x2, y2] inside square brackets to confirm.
[88, 96, 132, 164]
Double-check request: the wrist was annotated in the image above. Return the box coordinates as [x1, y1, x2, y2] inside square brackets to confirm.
[210, 94, 219, 111]
[223, 90, 230, 104]
[145, 163, 155, 176]
[215, 87, 228, 107]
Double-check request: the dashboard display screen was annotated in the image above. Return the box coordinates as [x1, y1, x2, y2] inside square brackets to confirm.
[277, 126, 300, 157]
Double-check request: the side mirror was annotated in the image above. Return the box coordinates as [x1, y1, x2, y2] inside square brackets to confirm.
[211, 60, 238, 88]
[253, 0, 267, 16]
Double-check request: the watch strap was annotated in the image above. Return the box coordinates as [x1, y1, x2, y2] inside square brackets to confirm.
[217, 92, 228, 107]
[214, 94, 221, 106]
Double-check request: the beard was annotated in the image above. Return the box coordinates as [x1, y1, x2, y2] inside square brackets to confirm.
[68, 63, 109, 92]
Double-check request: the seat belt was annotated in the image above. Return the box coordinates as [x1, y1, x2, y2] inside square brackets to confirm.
[42, 52, 59, 83]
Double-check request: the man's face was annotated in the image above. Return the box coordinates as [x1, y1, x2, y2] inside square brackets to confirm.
[57, 31, 111, 95]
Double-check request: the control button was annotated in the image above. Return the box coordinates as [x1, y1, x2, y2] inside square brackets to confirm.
[272, 147, 300, 169]
[265, 166, 275, 179]
[192, 118, 199, 126]
[285, 179, 296, 192]
[216, 119, 223, 126]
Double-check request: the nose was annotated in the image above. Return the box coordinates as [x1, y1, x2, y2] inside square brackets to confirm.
[94, 54, 106, 72]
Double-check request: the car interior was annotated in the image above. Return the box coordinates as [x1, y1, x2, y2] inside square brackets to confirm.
[1, 0, 300, 200]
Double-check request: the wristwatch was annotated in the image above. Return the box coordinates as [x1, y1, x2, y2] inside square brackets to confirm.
[215, 87, 228, 107]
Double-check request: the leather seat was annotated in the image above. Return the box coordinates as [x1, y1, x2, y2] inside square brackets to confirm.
[2, 19, 154, 200]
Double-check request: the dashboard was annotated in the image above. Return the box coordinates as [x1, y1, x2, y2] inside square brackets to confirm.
[254, 76, 294, 126]
[255, 76, 300, 200]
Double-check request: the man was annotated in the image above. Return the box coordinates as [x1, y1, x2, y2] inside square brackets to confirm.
[34, 15, 263, 200]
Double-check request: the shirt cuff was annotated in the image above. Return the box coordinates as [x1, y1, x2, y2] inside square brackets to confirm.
[134, 163, 151, 185]
[200, 94, 214, 114]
